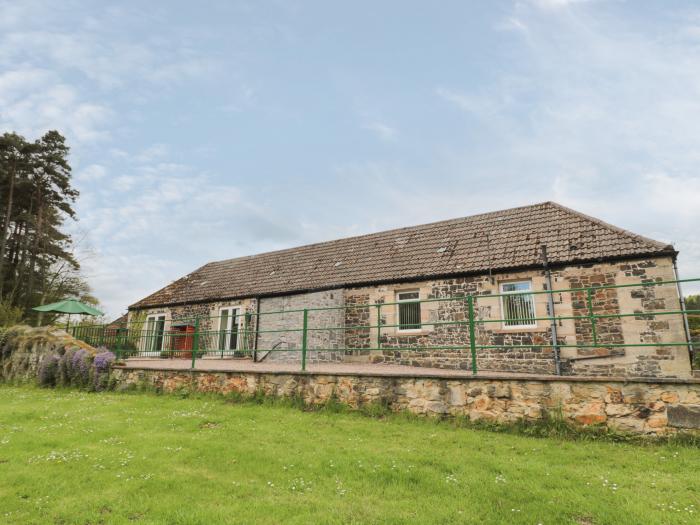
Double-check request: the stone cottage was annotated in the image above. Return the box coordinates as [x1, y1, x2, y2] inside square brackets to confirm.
[128, 202, 693, 378]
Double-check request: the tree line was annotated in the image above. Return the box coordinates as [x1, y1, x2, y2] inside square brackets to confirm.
[0, 130, 97, 326]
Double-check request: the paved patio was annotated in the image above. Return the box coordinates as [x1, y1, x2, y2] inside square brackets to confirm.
[119, 357, 564, 381]
[124, 358, 532, 378]
[116, 358, 700, 383]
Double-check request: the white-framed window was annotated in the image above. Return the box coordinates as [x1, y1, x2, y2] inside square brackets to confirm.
[144, 314, 166, 353]
[396, 290, 421, 332]
[500, 281, 537, 328]
[218, 307, 242, 351]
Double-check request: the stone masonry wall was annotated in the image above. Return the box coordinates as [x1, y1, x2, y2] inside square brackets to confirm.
[367, 276, 558, 374]
[343, 294, 371, 355]
[343, 256, 691, 378]
[128, 256, 691, 379]
[128, 298, 257, 357]
[257, 290, 345, 364]
[111, 367, 700, 435]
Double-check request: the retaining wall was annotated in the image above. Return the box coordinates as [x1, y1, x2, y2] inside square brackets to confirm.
[110, 366, 700, 435]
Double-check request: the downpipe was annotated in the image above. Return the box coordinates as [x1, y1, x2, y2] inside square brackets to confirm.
[541, 245, 561, 375]
[673, 258, 695, 365]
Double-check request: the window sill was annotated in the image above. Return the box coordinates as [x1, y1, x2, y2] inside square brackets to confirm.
[394, 330, 428, 337]
[491, 326, 546, 334]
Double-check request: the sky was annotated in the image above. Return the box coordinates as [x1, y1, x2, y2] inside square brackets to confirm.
[1, 0, 700, 318]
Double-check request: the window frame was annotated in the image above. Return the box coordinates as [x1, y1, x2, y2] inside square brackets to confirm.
[143, 313, 167, 353]
[395, 290, 422, 333]
[499, 280, 537, 329]
[218, 306, 243, 351]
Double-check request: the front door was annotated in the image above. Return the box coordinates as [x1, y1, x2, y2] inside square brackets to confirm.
[217, 307, 240, 356]
[144, 315, 166, 356]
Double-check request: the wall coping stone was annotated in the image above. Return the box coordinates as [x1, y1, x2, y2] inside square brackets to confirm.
[112, 364, 700, 385]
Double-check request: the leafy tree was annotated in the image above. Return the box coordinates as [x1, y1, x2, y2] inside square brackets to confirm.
[0, 130, 96, 326]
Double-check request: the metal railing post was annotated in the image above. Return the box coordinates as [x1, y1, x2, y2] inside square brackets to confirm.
[115, 326, 122, 361]
[467, 295, 477, 375]
[586, 288, 598, 348]
[376, 303, 382, 350]
[301, 308, 308, 371]
[242, 312, 248, 358]
[673, 261, 695, 364]
[191, 317, 200, 369]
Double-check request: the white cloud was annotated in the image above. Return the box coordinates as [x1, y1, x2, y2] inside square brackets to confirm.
[135, 144, 169, 163]
[529, 0, 598, 9]
[434, 4, 700, 292]
[363, 121, 398, 141]
[0, 68, 111, 143]
[76, 164, 107, 183]
[0, 28, 222, 90]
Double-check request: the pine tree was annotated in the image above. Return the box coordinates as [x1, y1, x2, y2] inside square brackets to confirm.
[0, 130, 96, 326]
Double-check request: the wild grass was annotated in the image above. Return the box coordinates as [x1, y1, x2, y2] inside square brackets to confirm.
[0, 385, 699, 524]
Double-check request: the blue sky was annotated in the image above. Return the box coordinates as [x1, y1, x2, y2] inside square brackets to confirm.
[1, 0, 699, 318]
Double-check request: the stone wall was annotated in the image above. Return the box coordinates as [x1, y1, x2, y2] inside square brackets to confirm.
[110, 366, 700, 435]
[129, 298, 257, 357]
[257, 290, 345, 364]
[343, 256, 691, 378]
[128, 255, 691, 379]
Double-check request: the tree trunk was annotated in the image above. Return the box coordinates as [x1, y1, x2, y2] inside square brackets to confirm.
[25, 199, 43, 313]
[0, 158, 17, 299]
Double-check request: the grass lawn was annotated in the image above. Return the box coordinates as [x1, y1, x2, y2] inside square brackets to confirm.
[0, 387, 699, 524]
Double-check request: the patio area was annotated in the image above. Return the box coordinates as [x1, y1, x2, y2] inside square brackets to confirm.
[117, 357, 601, 382]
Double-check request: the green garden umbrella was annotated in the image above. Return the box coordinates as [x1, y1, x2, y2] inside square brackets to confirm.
[33, 299, 104, 329]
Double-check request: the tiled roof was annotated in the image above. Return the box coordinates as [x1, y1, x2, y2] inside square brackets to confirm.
[130, 202, 675, 309]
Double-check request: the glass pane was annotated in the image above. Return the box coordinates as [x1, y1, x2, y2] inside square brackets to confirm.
[229, 311, 239, 350]
[503, 293, 536, 326]
[398, 291, 420, 300]
[146, 318, 155, 351]
[219, 310, 229, 350]
[502, 281, 531, 293]
[399, 302, 421, 330]
[155, 316, 165, 351]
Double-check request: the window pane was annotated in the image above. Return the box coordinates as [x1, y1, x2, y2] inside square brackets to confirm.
[501, 282, 536, 327]
[229, 312, 238, 350]
[502, 282, 531, 293]
[155, 316, 165, 351]
[146, 318, 155, 351]
[219, 310, 229, 350]
[398, 291, 419, 301]
[399, 301, 421, 330]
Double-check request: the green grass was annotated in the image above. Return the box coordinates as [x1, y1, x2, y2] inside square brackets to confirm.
[0, 387, 699, 525]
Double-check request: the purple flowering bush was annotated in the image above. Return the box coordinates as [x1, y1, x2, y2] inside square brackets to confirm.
[71, 348, 92, 387]
[38, 354, 60, 387]
[92, 350, 115, 391]
[36, 347, 114, 391]
[56, 348, 74, 386]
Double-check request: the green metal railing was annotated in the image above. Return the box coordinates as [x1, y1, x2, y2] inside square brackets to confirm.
[67, 277, 700, 375]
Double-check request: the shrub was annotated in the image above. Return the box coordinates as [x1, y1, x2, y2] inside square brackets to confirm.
[56, 348, 74, 387]
[93, 350, 115, 391]
[38, 354, 60, 387]
[71, 349, 93, 387]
